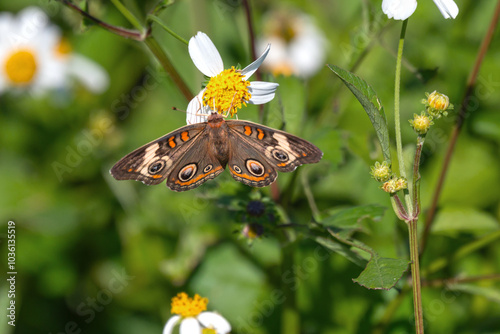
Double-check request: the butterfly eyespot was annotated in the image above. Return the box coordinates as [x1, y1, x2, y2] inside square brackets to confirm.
[178, 163, 197, 181]
[233, 165, 242, 174]
[203, 164, 213, 173]
[148, 160, 165, 175]
[272, 149, 289, 162]
[246, 160, 265, 177]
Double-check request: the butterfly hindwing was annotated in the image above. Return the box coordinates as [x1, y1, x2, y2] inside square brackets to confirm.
[226, 120, 323, 172]
[166, 134, 225, 191]
[226, 131, 278, 187]
[110, 123, 206, 185]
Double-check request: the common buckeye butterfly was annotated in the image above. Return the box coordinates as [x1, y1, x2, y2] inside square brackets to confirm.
[110, 113, 322, 191]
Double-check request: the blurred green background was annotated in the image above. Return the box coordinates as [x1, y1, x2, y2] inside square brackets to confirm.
[1, 0, 500, 333]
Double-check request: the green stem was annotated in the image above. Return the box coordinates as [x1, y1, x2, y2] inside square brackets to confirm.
[143, 37, 193, 102]
[146, 15, 189, 45]
[394, 19, 413, 216]
[408, 219, 424, 334]
[110, 0, 145, 33]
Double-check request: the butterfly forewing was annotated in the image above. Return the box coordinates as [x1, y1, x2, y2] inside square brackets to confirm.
[110, 123, 206, 185]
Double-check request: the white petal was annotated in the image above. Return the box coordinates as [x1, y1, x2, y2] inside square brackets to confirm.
[198, 312, 231, 334]
[163, 315, 181, 334]
[241, 44, 270, 81]
[382, 0, 417, 20]
[189, 32, 224, 77]
[67, 54, 109, 93]
[179, 317, 201, 334]
[186, 90, 210, 124]
[433, 0, 459, 19]
[248, 81, 279, 105]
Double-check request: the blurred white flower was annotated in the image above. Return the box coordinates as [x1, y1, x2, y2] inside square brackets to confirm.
[0, 6, 109, 95]
[382, 0, 418, 20]
[163, 292, 231, 334]
[186, 31, 278, 124]
[382, 0, 459, 20]
[256, 9, 327, 79]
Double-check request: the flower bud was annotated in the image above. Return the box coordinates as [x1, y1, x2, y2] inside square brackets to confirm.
[422, 91, 453, 119]
[382, 177, 408, 194]
[409, 112, 434, 135]
[370, 161, 392, 182]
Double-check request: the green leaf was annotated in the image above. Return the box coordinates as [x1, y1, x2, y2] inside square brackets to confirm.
[432, 206, 499, 236]
[323, 204, 387, 229]
[328, 64, 391, 163]
[327, 230, 409, 290]
[352, 255, 410, 290]
[314, 236, 368, 268]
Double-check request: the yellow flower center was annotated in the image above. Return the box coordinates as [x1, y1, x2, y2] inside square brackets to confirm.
[55, 37, 72, 58]
[4, 49, 38, 85]
[202, 329, 217, 334]
[203, 66, 251, 116]
[171, 292, 208, 318]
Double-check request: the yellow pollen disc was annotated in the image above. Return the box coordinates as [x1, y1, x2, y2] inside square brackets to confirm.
[202, 328, 217, 334]
[4, 49, 38, 85]
[171, 292, 208, 318]
[55, 37, 72, 57]
[203, 66, 251, 116]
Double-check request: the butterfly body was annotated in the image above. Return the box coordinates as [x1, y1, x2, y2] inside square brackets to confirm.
[111, 113, 322, 191]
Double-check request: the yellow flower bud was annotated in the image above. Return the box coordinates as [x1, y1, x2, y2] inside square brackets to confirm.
[409, 112, 433, 135]
[422, 91, 453, 119]
[382, 177, 408, 194]
[370, 161, 392, 182]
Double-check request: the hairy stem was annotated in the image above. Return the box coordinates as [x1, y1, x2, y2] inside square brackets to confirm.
[394, 19, 413, 216]
[420, 1, 500, 255]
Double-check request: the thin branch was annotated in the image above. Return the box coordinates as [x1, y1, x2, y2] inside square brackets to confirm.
[57, 0, 146, 40]
[420, 1, 500, 255]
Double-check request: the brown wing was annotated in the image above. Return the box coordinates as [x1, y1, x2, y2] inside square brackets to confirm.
[110, 123, 206, 185]
[226, 130, 278, 187]
[226, 120, 323, 172]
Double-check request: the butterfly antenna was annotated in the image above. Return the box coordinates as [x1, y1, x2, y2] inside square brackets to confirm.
[172, 106, 186, 113]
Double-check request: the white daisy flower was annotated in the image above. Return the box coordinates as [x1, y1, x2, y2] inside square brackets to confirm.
[163, 292, 231, 334]
[186, 31, 279, 124]
[0, 6, 108, 95]
[382, 0, 459, 20]
[257, 9, 327, 79]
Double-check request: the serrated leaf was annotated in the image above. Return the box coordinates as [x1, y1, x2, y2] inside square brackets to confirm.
[323, 204, 387, 229]
[352, 255, 409, 290]
[328, 64, 391, 163]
